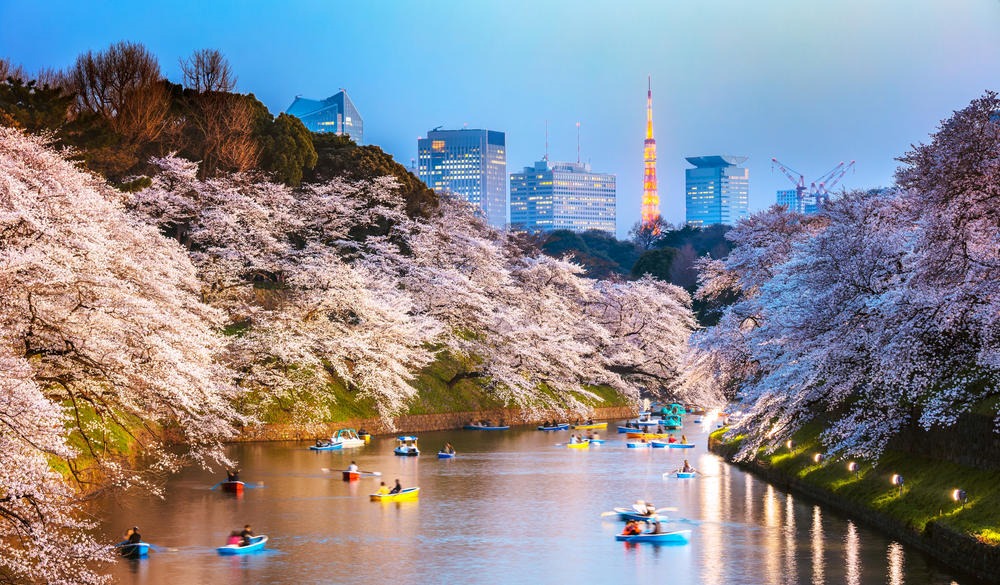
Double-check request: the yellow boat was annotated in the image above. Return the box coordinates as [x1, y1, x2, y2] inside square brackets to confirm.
[626, 432, 671, 439]
[566, 441, 590, 449]
[571, 422, 607, 430]
[370, 487, 419, 502]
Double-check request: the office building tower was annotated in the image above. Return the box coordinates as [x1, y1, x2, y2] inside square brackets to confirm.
[777, 189, 820, 214]
[417, 129, 507, 228]
[685, 155, 750, 227]
[286, 90, 363, 142]
[510, 160, 616, 235]
[640, 76, 660, 229]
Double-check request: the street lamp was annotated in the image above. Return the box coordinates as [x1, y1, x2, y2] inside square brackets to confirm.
[785, 440, 794, 450]
[812, 453, 823, 463]
[847, 461, 859, 478]
[891, 474, 904, 495]
[952, 488, 968, 508]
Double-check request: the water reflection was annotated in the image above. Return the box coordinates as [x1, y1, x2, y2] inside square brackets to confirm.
[95, 425, 972, 585]
[845, 520, 860, 585]
[888, 541, 905, 585]
[811, 505, 825, 585]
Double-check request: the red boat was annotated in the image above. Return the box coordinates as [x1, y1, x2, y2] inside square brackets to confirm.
[221, 480, 245, 494]
[342, 470, 360, 481]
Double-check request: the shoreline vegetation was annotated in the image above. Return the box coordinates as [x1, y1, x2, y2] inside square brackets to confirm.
[709, 427, 1000, 584]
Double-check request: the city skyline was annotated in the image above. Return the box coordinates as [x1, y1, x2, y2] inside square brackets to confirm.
[3, 1, 1000, 236]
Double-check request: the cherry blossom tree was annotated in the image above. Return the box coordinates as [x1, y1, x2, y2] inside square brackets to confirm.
[1, 128, 241, 581]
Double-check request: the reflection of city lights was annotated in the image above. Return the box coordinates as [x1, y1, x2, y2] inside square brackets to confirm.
[887, 542, 905, 585]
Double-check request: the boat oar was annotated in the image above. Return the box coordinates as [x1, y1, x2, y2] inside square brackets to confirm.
[361, 471, 381, 477]
[146, 543, 179, 553]
[208, 481, 223, 491]
[655, 507, 678, 513]
[600, 511, 622, 517]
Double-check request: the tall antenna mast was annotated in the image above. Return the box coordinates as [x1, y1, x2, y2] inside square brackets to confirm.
[576, 121, 581, 164]
[544, 120, 549, 161]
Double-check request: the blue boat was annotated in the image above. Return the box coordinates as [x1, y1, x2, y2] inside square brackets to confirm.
[626, 441, 650, 448]
[587, 438, 605, 444]
[217, 535, 268, 555]
[437, 451, 455, 459]
[463, 423, 510, 431]
[650, 440, 669, 448]
[609, 507, 669, 522]
[615, 530, 691, 544]
[308, 441, 344, 451]
[675, 471, 696, 479]
[394, 436, 420, 456]
[537, 423, 569, 431]
[116, 541, 149, 558]
[669, 443, 695, 449]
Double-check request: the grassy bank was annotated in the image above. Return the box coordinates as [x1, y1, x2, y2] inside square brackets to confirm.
[710, 424, 1000, 545]
[253, 349, 633, 425]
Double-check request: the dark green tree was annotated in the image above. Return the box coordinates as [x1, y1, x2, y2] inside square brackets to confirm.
[630, 247, 680, 280]
[257, 112, 317, 186]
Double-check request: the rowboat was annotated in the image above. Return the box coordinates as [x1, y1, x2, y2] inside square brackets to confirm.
[617, 425, 638, 433]
[116, 541, 149, 558]
[220, 480, 245, 494]
[669, 443, 695, 449]
[566, 441, 590, 449]
[309, 442, 344, 451]
[358, 431, 372, 443]
[626, 432, 671, 439]
[571, 422, 607, 430]
[394, 436, 420, 456]
[217, 535, 268, 555]
[370, 487, 419, 502]
[437, 451, 456, 459]
[610, 507, 669, 522]
[343, 470, 360, 481]
[463, 423, 510, 431]
[626, 441, 650, 448]
[587, 438, 605, 444]
[675, 471, 696, 479]
[537, 423, 569, 431]
[650, 440, 669, 448]
[615, 530, 691, 544]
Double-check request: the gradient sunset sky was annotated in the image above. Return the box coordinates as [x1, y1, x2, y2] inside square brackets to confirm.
[3, 0, 999, 235]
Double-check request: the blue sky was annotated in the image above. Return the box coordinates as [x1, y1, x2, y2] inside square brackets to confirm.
[3, 0, 999, 236]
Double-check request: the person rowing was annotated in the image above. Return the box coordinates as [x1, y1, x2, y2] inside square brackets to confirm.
[348, 461, 359, 473]
[681, 459, 695, 473]
[389, 479, 402, 494]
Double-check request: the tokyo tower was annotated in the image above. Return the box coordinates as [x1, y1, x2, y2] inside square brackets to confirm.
[641, 75, 661, 230]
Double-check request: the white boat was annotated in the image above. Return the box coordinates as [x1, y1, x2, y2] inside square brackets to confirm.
[329, 428, 366, 449]
[394, 435, 420, 456]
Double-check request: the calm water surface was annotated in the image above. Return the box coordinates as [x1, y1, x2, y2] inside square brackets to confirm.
[101, 419, 973, 584]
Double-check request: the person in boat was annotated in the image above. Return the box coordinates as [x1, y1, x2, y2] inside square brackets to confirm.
[648, 518, 665, 534]
[586, 418, 594, 425]
[680, 434, 688, 444]
[348, 461, 359, 473]
[622, 520, 642, 536]
[682, 459, 694, 473]
[443, 442, 455, 454]
[226, 531, 241, 545]
[239, 525, 254, 546]
[127, 526, 142, 545]
[668, 434, 677, 444]
[569, 434, 579, 444]
[389, 479, 403, 494]
[226, 468, 240, 482]
[375, 481, 390, 495]
[644, 501, 656, 517]
[358, 427, 368, 435]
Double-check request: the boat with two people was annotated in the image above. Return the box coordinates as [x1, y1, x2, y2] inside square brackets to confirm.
[394, 436, 420, 456]
[464, 420, 510, 431]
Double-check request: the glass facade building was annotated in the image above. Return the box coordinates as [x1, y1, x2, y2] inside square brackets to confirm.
[417, 129, 507, 228]
[285, 90, 363, 142]
[510, 160, 616, 235]
[685, 155, 750, 227]
[777, 188, 820, 214]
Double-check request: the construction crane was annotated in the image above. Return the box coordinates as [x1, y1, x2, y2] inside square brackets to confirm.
[771, 158, 856, 210]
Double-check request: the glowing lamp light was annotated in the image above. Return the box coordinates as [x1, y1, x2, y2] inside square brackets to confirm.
[952, 489, 968, 507]
[847, 461, 859, 477]
[812, 453, 823, 463]
[891, 474, 904, 495]
[785, 440, 794, 450]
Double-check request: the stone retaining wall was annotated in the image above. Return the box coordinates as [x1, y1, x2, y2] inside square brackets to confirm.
[708, 435, 1000, 584]
[233, 405, 637, 442]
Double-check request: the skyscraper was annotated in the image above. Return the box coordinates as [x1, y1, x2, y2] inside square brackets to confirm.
[510, 160, 616, 235]
[285, 90, 363, 142]
[685, 155, 750, 227]
[640, 76, 661, 229]
[417, 129, 507, 228]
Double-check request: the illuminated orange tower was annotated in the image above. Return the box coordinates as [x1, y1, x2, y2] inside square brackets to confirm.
[641, 75, 661, 230]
